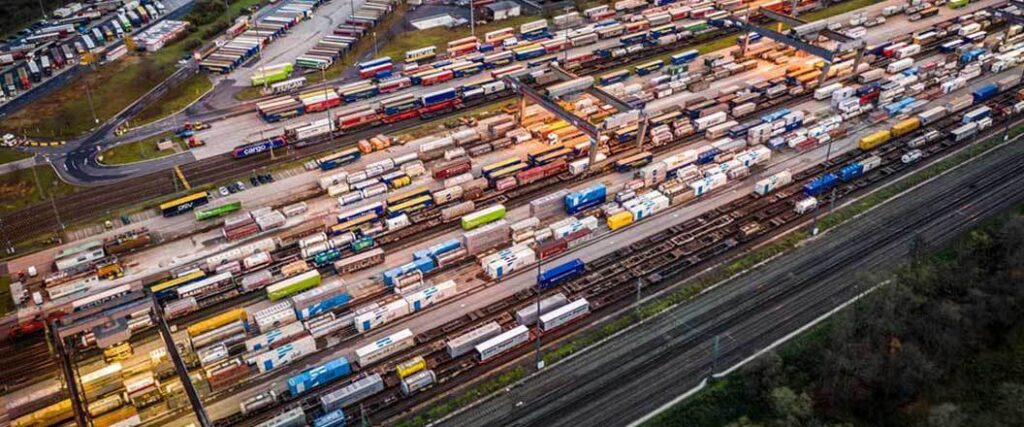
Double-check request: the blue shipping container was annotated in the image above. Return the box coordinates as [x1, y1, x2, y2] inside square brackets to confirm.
[539, 259, 586, 289]
[972, 83, 999, 103]
[565, 184, 607, 215]
[837, 163, 864, 182]
[422, 88, 458, 106]
[298, 293, 352, 320]
[314, 409, 346, 427]
[803, 173, 838, 197]
[288, 357, 352, 396]
[696, 147, 721, 164]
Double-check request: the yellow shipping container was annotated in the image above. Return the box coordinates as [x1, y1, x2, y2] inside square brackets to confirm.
[891, 117, 921, 137]
[12, 399, 72, 427]
[607, 211, 635, 231]
[396, 356, 426, 379]
[858, 130, 892, 151]
[93, 406, 139, 427]
[187, 308, 247, 337]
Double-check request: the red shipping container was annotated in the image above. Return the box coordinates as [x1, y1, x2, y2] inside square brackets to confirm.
[537, 239, 568, 260]
[495, 177, 517, 192]
[382, 108, 420, 124]
[421, 70, 454, 86]
[432, 159, 472, 180]
[418, 98, 460, 114]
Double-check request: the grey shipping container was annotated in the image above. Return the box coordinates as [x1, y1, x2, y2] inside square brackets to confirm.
[530, 189, 570, 220]
[514, 293, 569, 326]
[320, 374, 384, 412]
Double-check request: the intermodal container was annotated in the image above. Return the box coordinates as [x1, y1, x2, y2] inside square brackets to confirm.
[287, 356, 352, 396]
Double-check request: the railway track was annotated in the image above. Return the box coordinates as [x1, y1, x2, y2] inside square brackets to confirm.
[0, 26, 746, 248]
[222, 85, 1024, 427]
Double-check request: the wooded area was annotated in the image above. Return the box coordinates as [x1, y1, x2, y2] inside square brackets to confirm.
[650, 207, 1024, 427]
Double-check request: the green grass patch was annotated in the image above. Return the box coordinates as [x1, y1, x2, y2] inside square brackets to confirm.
[98, 131, 183, 165]
[0, 164, 79, 214]
[233, 85, 266, 101]
[818, 127, 1017, 231]
[0, 274, 13, 316]
[397, 367, 529, 427]
[801, 0, 878, 22]
[0, 0, 265, 138]
[132, 74, 214, 126]
[0, 148, 32, 165]
[377, 15, 540, 64]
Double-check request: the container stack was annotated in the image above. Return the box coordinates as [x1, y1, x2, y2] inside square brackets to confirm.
[223, 212, 258, 241]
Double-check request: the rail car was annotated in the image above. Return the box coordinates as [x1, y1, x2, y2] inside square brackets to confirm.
[159, 192, 210, 217]
[614, 151, 654, 172]
[538, 258, 586, 289]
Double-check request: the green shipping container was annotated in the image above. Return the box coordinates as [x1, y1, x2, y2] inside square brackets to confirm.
[350, 236, 375, 253]
[266, 270, 321, 301]
[460, 204, 506, 230]
[195, 201, 242, 221]
[685, 22, 709, 33]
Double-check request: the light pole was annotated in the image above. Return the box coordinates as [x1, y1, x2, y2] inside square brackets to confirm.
[85, 83, 99, 125]
[809, 135, 836, 235]
[372, 31, 378, 58]
[470, 0, 475, 37]
[534, 258, 544, 371]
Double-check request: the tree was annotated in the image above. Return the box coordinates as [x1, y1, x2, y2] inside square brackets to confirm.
[727, 416, 766, 427]
[769, 387, 813, 427]
[926, 403, 964, 427]
[993, 382, 1024, 425]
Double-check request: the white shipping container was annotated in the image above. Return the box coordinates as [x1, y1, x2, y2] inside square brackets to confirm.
[253, 335, 316, 373]
[403, 279, 458, 312]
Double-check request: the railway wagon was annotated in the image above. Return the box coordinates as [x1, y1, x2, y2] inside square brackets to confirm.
[314, 409, 346, 427]
[195, 201, 242, 221]
[355, 328, 415, 366]
[187, 308, 247, 336]
[461, 204, 506, 230]
[320, 374, 385, 412]
[614, 151, 654, 172]
[538, 258, 585, 289]
[287, 356, 351, 396]
[539, 298, 590, 332]
[565, 183, 607, 215]
[266, 270, 322, 301]
[858, 130, 891, 151]
[256, 407, 306, 427]
[475, 325, 530, 362]
[395, 355, 427, 379]
[159, 192, 210, 217]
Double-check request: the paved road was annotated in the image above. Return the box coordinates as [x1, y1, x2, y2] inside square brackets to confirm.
[439, 133, 1024, 427]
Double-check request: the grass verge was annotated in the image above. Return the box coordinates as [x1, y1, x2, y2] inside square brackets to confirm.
[131, 74, 214, 126]
[0, 274, 12, 316]
[397, 119, 1024, 426]
[98, 131, 184, 165]
[800, 0, 878, 22]
[0, 148, 32, 166]
[396, 367, 529, 427]
[0, 164, 79, 214]
[0, 0, 265, 138]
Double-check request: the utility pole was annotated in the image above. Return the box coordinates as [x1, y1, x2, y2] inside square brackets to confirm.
[809, 135, 836, 235]
[470, 0, 475, 37]
[635, 278, 642, 318]
[710, 335, 721, 377]
[534, 259, 544, 371]
[85, 83, 99, 125]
